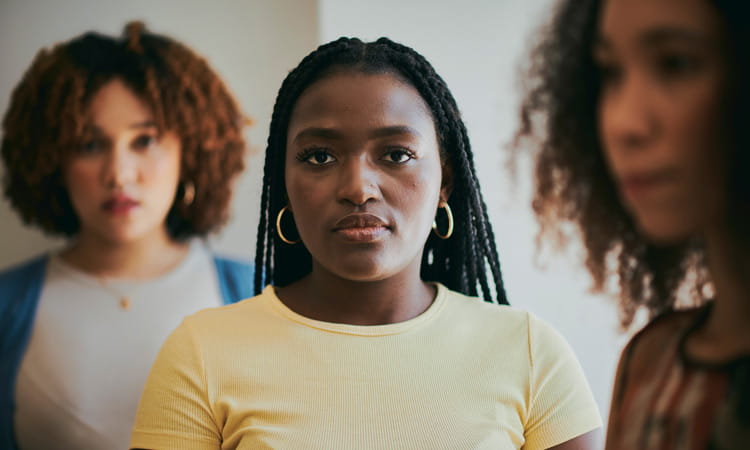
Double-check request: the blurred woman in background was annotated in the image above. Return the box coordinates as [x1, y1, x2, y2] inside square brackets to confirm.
[517, 0, 750, 447]
[0, 21, 251, 449]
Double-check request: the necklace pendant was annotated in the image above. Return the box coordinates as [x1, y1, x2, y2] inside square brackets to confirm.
[119, 297, 131, 311]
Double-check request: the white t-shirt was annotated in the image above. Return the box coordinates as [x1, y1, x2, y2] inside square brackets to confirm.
[14, 239, 224, 450]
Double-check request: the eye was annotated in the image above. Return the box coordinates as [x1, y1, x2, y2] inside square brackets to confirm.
[594, 57, 623, 88]
[382, 148, 415, 164]
[132, 133, 158, 150]
[654, 53, 701, 78]
[600, 64, 623, 85]
[77, 138, 106, 155]
[297, 148, 336, 166]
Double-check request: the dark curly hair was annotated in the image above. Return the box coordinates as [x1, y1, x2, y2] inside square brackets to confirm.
[254, 37, 508, 305]
[516, 0, 750, 328]
[1, 21, 247, 239]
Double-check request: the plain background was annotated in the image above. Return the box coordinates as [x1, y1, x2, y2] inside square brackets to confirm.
[0, 0, 631, 422]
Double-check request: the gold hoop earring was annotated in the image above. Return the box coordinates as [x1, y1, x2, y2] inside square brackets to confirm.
[432, 202, 453, 239]
[182, 182, 195, 206]
[276, 205, 300, 245]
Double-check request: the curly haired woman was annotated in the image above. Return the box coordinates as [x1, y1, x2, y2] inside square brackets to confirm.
[0, 22, 251, 449]
[517, 0, 750, 447]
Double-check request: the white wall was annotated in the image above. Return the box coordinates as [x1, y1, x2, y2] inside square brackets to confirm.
[0, 0, 318, 264]
[318, 0, 631, 421]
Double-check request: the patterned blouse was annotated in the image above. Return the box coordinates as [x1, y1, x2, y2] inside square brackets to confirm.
[606, 305, 750, 449]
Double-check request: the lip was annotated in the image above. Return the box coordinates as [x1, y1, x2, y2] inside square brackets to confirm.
[332, 213, 390, 243]
[102, 194, 140, 215]
[618, 170, 676, 200]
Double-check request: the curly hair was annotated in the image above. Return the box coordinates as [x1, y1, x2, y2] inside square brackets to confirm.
[1, 21, 247, 239]
[254, 37, 508, 305]
[516, 0, 750, 328]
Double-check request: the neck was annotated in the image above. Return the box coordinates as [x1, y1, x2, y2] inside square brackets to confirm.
[279, 260, 435, 326]
[703, 225, 750, 335]
[61, 227, 190, 280]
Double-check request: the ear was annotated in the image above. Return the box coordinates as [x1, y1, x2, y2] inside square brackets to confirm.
[439, 160, 454, 203]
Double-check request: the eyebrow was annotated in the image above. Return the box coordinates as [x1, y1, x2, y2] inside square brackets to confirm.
[595, 27, 711, 52]
[292, 125, 423, 143]
[292, 127, 342, 142]
[370, 125, 422, 139]
[85, 121, 158, 133]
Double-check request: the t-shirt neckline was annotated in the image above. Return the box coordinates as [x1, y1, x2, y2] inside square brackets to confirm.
[678, 302, 750, 370]
[263, 282, 448, 337]
[49, 238, 206, 289]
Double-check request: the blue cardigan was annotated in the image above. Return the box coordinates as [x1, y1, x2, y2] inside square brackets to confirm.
[0, 254, 253, 450]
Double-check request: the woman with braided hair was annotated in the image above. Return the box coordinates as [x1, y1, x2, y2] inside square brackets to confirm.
[131, 37, 601, 449]
[0, 22, 251, 449]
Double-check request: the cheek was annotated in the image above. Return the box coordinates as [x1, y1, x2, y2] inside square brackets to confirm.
[393, 166, 443, 223]
[146, 147, 182, 187]
[672, 93, 727, 199]
[597, 100, 619, 169]
[63, 162, 100, 198]
[284, 171, 324, 228]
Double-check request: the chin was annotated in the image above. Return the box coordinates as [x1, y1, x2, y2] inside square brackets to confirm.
[320, 257, 396, 282]
[634, 217, 695, 247]
[99, 226, 156, 246]
[332, 266, 390, 282]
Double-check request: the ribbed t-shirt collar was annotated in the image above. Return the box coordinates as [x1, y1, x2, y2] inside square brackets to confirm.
[262, 282, 448, 337]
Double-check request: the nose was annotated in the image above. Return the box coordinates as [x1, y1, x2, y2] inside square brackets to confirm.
[102, 145, 137, 189]
[336, 157, 380, 206]
[600, 71, 656, 152]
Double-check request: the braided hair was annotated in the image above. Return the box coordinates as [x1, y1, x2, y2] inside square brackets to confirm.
[254, 37, 507, 305]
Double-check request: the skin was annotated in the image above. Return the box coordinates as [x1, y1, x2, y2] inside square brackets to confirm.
[278, 70, 600, 449]
[595, 0, 729, 246]
[279, 71, 448, 325]
[61, 78, 188, 278]
[596, 0, 750, 437]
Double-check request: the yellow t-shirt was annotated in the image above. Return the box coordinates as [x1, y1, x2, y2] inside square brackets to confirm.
[131, 284, 601, 449]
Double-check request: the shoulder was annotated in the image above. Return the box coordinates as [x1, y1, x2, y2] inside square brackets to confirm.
[178, 287, 273, 335]
[439, 285, 549, 350]
[440, 285, 530, 324]
[441, 285, 561, 330]
[623, 307, 704, 367]
[210, 253, 253, 279]
[209, 253, 254, 302]
[441, 287, 585, 375]
[614, 307, 705, 396]
[0, 254, 49, 319]
[0, 254, 49, 291]
[0, 254, 48, 279]
[158, 288, 283, 367]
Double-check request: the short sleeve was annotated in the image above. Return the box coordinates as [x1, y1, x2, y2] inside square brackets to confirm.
[130, 318, 221, 450]
[523, 313, 602, 450]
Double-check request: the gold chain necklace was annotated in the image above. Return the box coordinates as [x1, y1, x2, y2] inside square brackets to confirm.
[95, 276, 139, 311]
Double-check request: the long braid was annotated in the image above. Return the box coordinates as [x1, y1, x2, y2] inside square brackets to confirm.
[254, 37, 508, 305]
[378, 39, 507, 303]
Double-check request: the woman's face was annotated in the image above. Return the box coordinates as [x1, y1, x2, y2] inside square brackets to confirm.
[285, 71, 449, 281]
[596, 0, 729, 244]
[63, 78, 182, 245]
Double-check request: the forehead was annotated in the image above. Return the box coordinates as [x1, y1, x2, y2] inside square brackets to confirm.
[287, 71, 435, 136]
[85, 79, 154, 133]
[599, 0, 724, 42]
